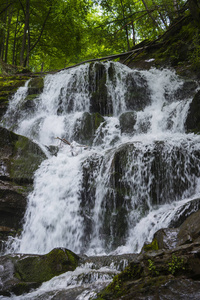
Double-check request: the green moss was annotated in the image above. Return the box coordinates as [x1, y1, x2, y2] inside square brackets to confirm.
[10, 135, 46, 183]
[142, 239, 159, 252]
[28, 77, 44, 95]
[93, 112, 104, 130]
[24, 94, 39, 101]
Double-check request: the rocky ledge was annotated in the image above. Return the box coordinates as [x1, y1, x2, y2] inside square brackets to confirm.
[96, 210, 200, 300]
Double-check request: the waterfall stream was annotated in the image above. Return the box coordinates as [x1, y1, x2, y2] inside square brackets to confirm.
[1, 62, 200, 299]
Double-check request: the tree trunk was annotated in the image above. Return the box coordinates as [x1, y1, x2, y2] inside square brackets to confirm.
[0, 5, 8, 60]
[120, 0, 130, 51]
[23, 3, 52, 64]
[12, 10, 20, 65]
[20, 0, 30, 66]
[5, 6, 13, 63]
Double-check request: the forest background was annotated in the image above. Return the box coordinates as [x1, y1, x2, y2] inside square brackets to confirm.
[0, 0, 200, 73]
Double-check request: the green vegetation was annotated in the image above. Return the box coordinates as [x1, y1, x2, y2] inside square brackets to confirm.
[1, 0, 199, 73]
[142, 239, 159, 252]
[168, 254, 185, 275]
[148, 259, 159, 275]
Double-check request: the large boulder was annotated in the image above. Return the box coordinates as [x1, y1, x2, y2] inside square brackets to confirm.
[177, 210, 200, 246]
[144, 209, 200, 253]
[0, 248, 79, 296]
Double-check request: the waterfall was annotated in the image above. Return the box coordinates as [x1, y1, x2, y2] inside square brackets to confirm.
[2, 62, 200, 257]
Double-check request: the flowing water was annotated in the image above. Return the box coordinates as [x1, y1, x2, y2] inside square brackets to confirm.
[1, 62, 200, 299]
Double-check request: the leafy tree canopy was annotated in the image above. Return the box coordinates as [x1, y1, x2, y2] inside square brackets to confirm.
[0, 0, 197, 72]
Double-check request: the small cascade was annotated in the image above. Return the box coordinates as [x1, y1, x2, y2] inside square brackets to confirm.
[2, 61, 200, 258]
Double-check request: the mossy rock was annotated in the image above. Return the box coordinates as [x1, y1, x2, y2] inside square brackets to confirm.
[95, 242, 200, 300]
[0, 76, 28, 92]
[27, 77, 44, 95]
[10, 135, 46, 183]
[142, 239, 159, 252]
[14, 248, 79, 284]
[0, 248, 79, 296]
[0, 126, 46, 184]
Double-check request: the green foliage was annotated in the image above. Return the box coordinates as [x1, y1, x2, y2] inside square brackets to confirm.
[168, 254, 185, 275]
[148, 259, 159, 276]
[191, 30, 200, 68]
[0, 0, 189, 71]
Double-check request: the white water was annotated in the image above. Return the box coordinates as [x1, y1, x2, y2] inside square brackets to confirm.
[1, 62, 200, 298]
[3, 62, 200, 255]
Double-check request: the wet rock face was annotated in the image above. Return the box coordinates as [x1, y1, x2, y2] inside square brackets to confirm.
[185, 90, 200, 133]
[0, 248, 79, 296]
[124, 71, 151, 111]
[89, 62, 113, 116]
[169, 197, 200, 228]
[73, 112, 105, 145]
[0, 126, 46, 184]
[88, 62, 151, 116]
[0, 126, 46, 243]
[119, 111, 137, 134]
[0, 180, 27, 229]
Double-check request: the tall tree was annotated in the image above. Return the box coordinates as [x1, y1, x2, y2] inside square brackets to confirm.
[20, 0, 30, 66]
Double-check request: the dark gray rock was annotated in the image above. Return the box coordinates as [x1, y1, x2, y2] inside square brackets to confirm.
[89, 62, 113, 116]
[73, 112, 104, 145]
[124, 71, 151, 111]
[177, 210, 200, 246]
[0, 126, 46, 184]
[0, 126, 46, 244]
[119, 111, 137, 134]
[185, 90, 200, 133]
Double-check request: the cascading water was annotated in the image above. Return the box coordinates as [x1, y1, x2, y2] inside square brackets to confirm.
[1, 61, 200, 299]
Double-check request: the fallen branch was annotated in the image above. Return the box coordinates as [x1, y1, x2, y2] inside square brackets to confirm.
[55, 137, 88, 148]
[55, 137, 71, 145]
